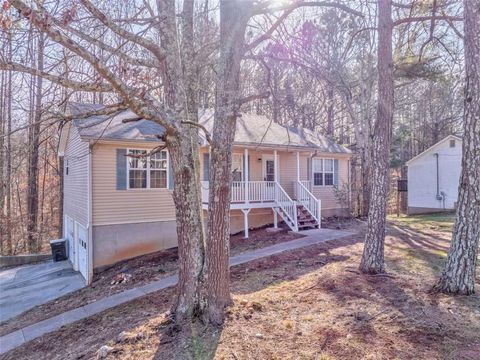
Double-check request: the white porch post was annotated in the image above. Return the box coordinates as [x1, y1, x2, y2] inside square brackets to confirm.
[273, 208, 278, 228]
[273, 149, 278, 181]
[296, 151, 300, 182]
[244, 148, 249, 203]
[242, 209, 251, 238]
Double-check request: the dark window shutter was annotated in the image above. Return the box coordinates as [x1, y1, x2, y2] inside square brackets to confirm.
[168, 152, 174, 189]
[203, 153, 210, 181]
[116, 149, 127, 190]
[333, 159, 339, 186]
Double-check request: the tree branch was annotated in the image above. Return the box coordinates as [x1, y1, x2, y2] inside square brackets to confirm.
[181, 120, 212, 144]
[0, 61, 114, 92]
[394, 15, 463, 27]
[80, 0, 167, 63]
[10, 0, 177, 130]
[252, 1, 363, 17]
[238, 91, 271, 105]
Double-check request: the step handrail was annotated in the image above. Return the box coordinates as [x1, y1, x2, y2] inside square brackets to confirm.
[296, 180, 321, 225]
[274, 181, 298, 232]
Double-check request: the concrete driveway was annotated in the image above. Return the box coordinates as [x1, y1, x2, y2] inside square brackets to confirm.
[0, 260, 85, 322]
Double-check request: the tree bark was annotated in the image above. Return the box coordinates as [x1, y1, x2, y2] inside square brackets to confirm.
[359, 0, 394, 274]
[26, 32, 44, 253]
[153, 0, 208, 321]
[205, 0, 250, 325]
[168, 128, 207, 319]
[434, 0, 480, 295]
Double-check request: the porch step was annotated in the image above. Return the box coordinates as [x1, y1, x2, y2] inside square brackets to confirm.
[296, 204, 318, 230]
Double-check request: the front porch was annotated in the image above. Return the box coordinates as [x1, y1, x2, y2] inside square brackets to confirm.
[201, 148, 321, 237]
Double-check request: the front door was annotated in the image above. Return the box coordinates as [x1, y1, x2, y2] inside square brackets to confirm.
[263, 155, 276, 201]
[265, 160, 275, 181]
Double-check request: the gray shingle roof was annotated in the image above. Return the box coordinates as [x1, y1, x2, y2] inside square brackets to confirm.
[68, 103, 350, 153]
[68, 103, 164, 142]
[199, 109, 351, 154]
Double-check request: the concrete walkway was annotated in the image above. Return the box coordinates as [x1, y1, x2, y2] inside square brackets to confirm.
[0, 228, 352, 355]
[0, 260, 85, 322]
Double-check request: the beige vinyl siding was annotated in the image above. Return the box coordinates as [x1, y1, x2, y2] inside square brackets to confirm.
[200, 146, 351, 211]
[64, 125, 89, 227]
[92, 142, 176, 225]
[311, 156, 349, 210]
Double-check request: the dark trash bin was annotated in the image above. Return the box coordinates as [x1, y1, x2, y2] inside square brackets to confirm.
[50, 238, 67, 262]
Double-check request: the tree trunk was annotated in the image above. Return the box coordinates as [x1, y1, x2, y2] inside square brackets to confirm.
[434, 0, 480, 295]
[359, 0, 394, 274]
[155, 0, 209, 322]
[5, 31, 13, 255]
[326, 82, 335, 138]
[205, 0, 249, 325]
[168, 128, 207, 320]
[26, 32, 44, 253]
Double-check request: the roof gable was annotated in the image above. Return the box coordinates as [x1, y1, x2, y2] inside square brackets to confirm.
[406, 135, 462, 165]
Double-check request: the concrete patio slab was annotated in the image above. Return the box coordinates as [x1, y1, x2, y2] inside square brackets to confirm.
[0, 228, 353, 355]
[0, 260, 85, 323]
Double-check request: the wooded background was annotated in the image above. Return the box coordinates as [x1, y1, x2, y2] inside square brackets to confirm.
[0, 0, 464, 255]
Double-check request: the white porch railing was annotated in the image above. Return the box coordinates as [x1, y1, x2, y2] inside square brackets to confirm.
[300, 180, 311, 191]
[202, 181, 277, 204]
[295, 180, 321, 224]
[200, 180, 298, 231]
[274, 181, 298, 232]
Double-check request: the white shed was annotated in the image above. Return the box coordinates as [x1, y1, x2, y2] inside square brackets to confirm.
[406, 135, 462, 215]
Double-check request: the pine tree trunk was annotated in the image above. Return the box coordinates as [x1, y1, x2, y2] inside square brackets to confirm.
[27, 32, 43, 253]
[434, 0, 480, 295]
[205, 0, 249, 325]
[359, 0, 394, 274]
[5, 31, 13, 255]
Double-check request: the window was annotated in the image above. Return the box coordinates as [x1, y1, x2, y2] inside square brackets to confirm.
[127, 149, 168, 189]
[150, 151, 168, 188]
[313, 158, 334, 186]
[449, 139, 456, 148]
[232, 154, 243, 181]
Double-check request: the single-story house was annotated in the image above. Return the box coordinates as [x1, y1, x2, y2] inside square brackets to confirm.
[406, 135, 462, 215]
[58, 104, 352, 284]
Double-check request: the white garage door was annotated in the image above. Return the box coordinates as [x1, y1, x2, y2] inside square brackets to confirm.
[65, 216, 75, 268]
[75, 223, 88, 281]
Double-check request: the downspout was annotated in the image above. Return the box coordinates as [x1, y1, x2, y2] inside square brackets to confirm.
[434, 153, 444, 203]
[87, 141, 93, 285]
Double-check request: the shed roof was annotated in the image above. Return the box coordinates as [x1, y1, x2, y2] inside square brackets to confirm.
[405, 135, 462, 165]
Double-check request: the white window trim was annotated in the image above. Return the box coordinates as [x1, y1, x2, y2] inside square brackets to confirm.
[312, 158, 335, 187]
[126, 148, 169, 190]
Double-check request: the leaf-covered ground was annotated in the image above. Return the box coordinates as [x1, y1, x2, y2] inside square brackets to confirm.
[3, 215, 480, 360]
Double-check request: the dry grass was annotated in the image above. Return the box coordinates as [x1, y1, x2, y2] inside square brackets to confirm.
[0, 227, 301, 337]
[3, 217, 480, 360]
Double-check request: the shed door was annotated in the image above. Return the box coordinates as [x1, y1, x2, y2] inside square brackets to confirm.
[75, 223, 88, 280]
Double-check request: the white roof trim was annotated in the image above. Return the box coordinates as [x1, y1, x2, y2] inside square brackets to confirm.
[406, 135, 462, 165]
